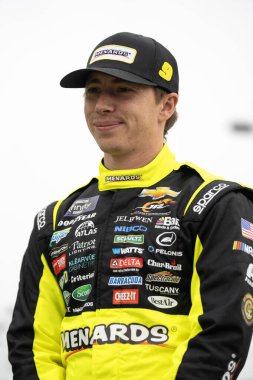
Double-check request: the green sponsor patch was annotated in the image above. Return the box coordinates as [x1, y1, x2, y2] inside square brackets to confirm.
[72, 284, 92, 301]
[113, 235, 144, 244]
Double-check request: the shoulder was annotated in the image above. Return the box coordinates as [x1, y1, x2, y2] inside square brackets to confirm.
[177, 161, 253, 221]
[35, 178, 99, 234]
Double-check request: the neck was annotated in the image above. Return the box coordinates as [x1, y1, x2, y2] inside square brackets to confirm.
[103, 143, 164, 170]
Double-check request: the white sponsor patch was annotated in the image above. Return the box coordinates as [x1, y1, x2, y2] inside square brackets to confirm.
[148, 296, 178, 309]
[89, 44, 137, 64]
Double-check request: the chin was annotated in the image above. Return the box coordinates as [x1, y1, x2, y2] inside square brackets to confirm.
[99, 144, 128, 156]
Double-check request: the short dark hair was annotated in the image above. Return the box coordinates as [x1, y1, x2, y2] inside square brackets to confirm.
[153, 87, 178, 137]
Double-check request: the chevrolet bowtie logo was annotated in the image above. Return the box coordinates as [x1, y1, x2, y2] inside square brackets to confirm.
[139, 187, 181, 200]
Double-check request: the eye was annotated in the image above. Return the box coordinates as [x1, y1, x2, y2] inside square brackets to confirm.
[85, 86, 100, 95]
[117, 86, 133, 93]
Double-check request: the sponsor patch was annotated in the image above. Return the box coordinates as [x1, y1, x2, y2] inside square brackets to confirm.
[63, 290, 71, 306]
[59, 271, 68, 289]
[193, 183, 230, 215]
[153, 247, 183, 257]
[156, 232, 177, 247]
[114, 225, 147, 232]
[69, 253, 96, 272]
[245, 263, 253, 288]
[221, 354, 240, 380]
[50, 228, 71, 247]
[72, 302, 94, 313]
[71, 272, 94, 283]
[72, 284, 92, 302]
[61, 323, 168, 352]
[108, 276, 142, 286]
[241, 218, 253, 241]
[147, 259, 182, 271]
[114, 215, 153, 223]
[50, 244, 68, 259]
[110, 257, 143, 269]
[58, 212, 96, 227]
[113, 235, 144, 244]
[37, 207, 46, 230]
[159, 62, 173, 81]
[145, 283, 179, 295]
[105, 175, 141, 182]
[89, 44, 137, 65]
[52, 253, 67, 275]
[113, 289, 139, 305]
[233, 241, 253, 258]
[66, 196, 99, 216]
[146, 271, 181, 283]
[132, 199, 175, 215]
[148, 295, 178, 309]
[139, 187, 180, 200]
[75, 221, 97, 237]
[155, 216, 180, 231]
[69, 239, 96, 256]
[112, 247, 144, 255]
[241, 293, 253, 326]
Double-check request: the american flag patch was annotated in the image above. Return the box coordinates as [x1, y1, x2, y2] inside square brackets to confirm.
[241, 218, 253, 241]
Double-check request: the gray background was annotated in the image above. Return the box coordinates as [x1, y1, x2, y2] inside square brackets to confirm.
[1, 0, 252, 378]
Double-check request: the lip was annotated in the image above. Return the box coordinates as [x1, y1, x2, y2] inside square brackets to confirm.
[94, 120, 123, 131]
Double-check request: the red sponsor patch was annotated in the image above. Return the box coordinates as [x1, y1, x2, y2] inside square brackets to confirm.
[113, 289, 139, 304]
[52, 253, 66, 275]
[110, 257, 143, 269]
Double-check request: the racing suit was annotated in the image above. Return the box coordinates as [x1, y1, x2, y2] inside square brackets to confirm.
[7, 144, 253, 380]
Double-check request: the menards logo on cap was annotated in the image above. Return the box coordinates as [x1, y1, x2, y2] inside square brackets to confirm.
[90, 44, 137, 64]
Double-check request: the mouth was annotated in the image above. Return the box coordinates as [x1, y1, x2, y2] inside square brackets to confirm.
[94, 120, 123, 131]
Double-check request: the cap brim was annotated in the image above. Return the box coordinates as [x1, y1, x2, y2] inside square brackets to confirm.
[60, 68, 157, 88]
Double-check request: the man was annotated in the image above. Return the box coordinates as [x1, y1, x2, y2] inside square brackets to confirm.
[7, 32, 253, 380]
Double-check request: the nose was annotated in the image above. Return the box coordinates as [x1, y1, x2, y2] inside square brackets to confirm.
[95, 91, 115, 114]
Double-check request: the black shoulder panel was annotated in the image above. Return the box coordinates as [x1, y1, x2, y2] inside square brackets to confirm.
[183, 180, 253, 223]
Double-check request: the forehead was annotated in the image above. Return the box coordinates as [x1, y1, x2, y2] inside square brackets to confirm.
[86, 71, 142, 87]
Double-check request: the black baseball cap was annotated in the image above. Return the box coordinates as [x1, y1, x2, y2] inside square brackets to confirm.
[60, 32, 179, 93]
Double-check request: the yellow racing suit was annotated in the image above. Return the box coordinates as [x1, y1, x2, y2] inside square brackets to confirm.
[7, 144, 253, 379]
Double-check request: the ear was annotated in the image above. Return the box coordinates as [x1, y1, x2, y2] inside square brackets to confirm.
[159, 92, 178, 123]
